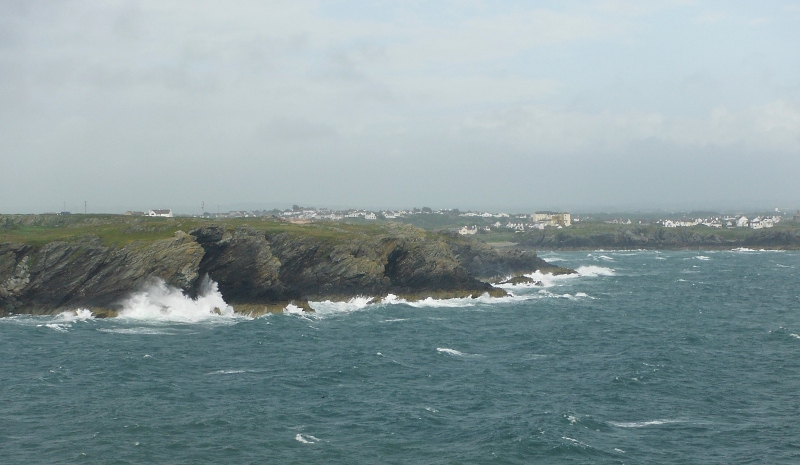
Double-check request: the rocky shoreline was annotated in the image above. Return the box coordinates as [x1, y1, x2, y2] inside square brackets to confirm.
[0, 222, 571, 317]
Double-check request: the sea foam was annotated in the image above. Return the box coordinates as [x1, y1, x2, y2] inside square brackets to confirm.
[117, 277, 239, 323]
[295, 434, 319, 444]
[575, 266, 615, 277]
[609, 419, 681, 428]
[437, 347, 480, 357]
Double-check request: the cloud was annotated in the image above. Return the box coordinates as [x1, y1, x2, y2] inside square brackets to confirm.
[1, 1, 799, 212]
[454, 99, 800, 154]
[693, 12, 729, 24]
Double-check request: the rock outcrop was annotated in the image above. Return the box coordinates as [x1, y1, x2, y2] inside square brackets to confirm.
[0, 232, 204, 315]
[0, 222, 567, 316]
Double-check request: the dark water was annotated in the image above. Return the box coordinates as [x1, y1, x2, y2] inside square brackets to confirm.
[2, 250, 800, 464]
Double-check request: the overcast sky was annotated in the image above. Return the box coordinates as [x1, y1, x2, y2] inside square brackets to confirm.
[2, 1, 799, 214]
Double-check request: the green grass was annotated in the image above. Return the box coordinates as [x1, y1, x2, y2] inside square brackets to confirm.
[0, 214, 420, 248]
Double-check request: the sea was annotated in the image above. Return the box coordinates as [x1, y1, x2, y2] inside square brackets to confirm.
[2, 249, 799, 464]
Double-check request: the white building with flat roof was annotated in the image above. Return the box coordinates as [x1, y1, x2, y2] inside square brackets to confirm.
[148, 209, 173, 218]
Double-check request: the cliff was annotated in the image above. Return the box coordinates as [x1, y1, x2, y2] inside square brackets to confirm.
[0, 216, 566, 316]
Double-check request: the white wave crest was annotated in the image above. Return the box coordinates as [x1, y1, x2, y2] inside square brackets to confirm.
[117, 277, 238, 323]
[97, 327, 174, 335]
[609, 419, 681, 428]
[55, 309, 95, 322]
[44, 323, 70, 332]
[307, 296, 374, 316]
[206, 369, 248, 375]
[38, 309, 95, 331]
[436, 347, 480, 357]
[306, 292, 536, 315]
[437, 347, 465, 356]
[575, 266, 615, 277]
[295, 434, 319, 444]
[694, 256, 711, 261]
[409, 292, 535, 308]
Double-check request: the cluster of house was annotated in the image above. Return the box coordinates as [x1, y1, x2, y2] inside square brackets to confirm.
[280, 208, 384, 223]
[457, 212, 572, 235]
[125, 209, 173, 218]
[656, 215, 782, 229]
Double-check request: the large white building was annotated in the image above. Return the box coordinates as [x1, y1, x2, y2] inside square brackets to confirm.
[533, 212, 571, 227]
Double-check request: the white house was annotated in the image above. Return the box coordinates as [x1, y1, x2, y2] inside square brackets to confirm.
[736, 216, 749, 228]
[364, 212, 377, 220]
[458, 226, 478, 235]
[148, 209, 173, 218]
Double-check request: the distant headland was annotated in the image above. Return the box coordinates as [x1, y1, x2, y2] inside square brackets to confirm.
[0, 214, 572, 317]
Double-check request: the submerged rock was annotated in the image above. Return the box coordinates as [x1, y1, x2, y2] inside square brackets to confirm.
[498, 276, 542, 285]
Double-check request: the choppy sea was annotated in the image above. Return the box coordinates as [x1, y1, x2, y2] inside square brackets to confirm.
[2, 250, 800, 464]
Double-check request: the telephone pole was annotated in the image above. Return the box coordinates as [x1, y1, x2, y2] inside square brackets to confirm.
[84, 201, 87, 215]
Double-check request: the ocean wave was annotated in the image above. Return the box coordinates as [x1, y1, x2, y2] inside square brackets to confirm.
[575, 265, 615, 277]
[36, 309, 95, 331]
[206, 369, 251, 375]
[97, 327, 175, 335]
[54, 309, 94, 322]
[117, 277, 242, 323]
[504, 266, 612, 289]
[306, 296, 375, 316]
[437, 347, 480, 357]
[731, 247, 785, 253]
[609, 419, 682, 428]
[561, 436, 592, 448]
[295, 434, 319, 444]
[536, 290, 593, 300]
[44, 323, 70, 332]
[302, 292, 538, 316]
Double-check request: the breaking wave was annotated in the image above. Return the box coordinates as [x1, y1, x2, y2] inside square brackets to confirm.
[575, 266, 615, 277]
[39, 309, 94, 331]
[117, 277, 240, 323]
[609, 419, 683, 428]
[295, 434, 319, 444]
[300, 293, 537, 317]
[437, 347, 480, 357]
[305, 296, 375, 316]
[55, 309, 94, 322]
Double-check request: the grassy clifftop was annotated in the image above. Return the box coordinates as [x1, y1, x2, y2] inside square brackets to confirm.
[0, 214, 414, 248]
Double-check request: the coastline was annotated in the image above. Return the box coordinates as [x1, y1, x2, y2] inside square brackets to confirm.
[0, 215, 570, 317]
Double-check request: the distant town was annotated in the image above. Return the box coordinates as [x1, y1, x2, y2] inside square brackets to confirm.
[109, 206, 800, 235]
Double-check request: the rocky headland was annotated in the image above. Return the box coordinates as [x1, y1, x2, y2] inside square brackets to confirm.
[0, 215, 570, 317]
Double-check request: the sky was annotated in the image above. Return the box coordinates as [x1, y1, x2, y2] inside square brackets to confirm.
[1, 0, 799, 214]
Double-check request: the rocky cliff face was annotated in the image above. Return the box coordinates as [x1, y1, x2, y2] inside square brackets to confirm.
[0, 232, 203, 315]
[0, 223, 565, 316]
